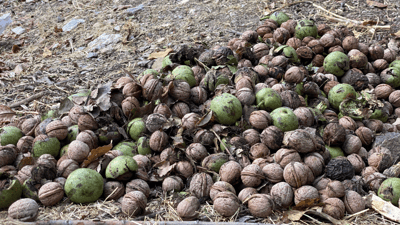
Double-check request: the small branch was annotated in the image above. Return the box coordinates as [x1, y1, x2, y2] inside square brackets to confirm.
[8, 92, 47, 108]
[323, 15, 391, 30]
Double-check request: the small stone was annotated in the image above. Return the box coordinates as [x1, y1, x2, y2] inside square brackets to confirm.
[87, 33, 122, 52]
[11, 27, 25, 35]
[126, 4, 144, 16]
[62, 19, 85, 32]
[86, 52, 98, 58]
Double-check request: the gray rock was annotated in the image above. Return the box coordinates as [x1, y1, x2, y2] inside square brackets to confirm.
[87, 52, 98, 58]
[372, 132, 400, 163]
[62, 19, 85, 32]
[137, 60, 150, 67]
[87, 33, 121, 52]
[11, 26, 25, 35]
[126, 4, 144, 16]
[0, 13, 12, 35]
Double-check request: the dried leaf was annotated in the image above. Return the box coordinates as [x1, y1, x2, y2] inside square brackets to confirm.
[92, 82, 113, 111]
[196, 110, 213, 127]
[12, 45, 20, 53]
[68, 89, 91, 105]
[148, 48, 173, 60]
[366, 0, 387, 8]
[293, 198, 322, 210]
[17, 154, 34, 170]
[43, 47, 52, 58]
[365, 193, 400, 222]
[394, 30, 400, 37]
[54, 26, 63, 33]
[0, 105, 16, 124]
[81, 143, 113, 168]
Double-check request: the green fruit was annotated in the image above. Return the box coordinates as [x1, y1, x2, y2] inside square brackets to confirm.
[0, 178, 22, 209]
[42, 110, 57, 120]
[378, 178, 400, 206]
[323, 51, 350, 77]
[202, 153, 229, 173]
[270, 11, 290, 25]
[328, 84, 356, 110]
[295, 19, 318, 40]
[67, 125, 79, 143]
[381, 67, 400, 88]
[204, 70, 230, 92]
[256, 88, 282, 111]
[275, 45, 300, 63]
[325, 145, 345, 159]
[161, 55, 173, 70]
[64, 168, 104, 203]
[105, 156, 138, 179]
[60, 144, 69, 156]
[389, 60, 400, 70]
[369, 109, 388, 122]
[270, 107, 299, 132]
[127, 118, 146, 141]
[210, 93, 243, 125]
[142, 69, 159, 77]
[22, 178, 39, 201]
[171, 65, 196, 87]
[32, 135, 60, 158]
[0, 126, 23, 146]
[137, 137, 152, 155]
[113, 141, 137, 156]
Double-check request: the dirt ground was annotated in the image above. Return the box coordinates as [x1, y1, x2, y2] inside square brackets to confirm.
[1, 0, 400, 224]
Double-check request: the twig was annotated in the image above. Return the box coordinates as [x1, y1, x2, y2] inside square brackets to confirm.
[323, 15, 391, 30]
[210, 129, 233, 157]
[8, 92, 47, 108]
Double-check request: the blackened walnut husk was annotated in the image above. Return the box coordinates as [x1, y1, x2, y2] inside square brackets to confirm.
[341, 68, 369, 91]
[325, 157, 355, 181]
[213, 46, 234, 65]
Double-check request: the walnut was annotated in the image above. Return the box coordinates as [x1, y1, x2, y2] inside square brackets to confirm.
[339, 116, 357, 131]
[186, 143, 208, 162]
[318, 24, 331, 36]
[273, 27, 290, 44]
[274, 148, 301, 169]
[175, 161, 194, 179]
[383, 49, 396, 63]
[249, 110, 272, 130]
[162, 176, 184, 193]
[342, 134, 362, 155]
[284, 66, 304, 84]
[177, 196, 200, 220]
[307, 40, 324, 54]
[269, 182, 293, 209]
[38, 182, 64, 206]
[122, 81, 142, 98]
[280, 90, 301, 109]
[253, 43, 270, 59]
[368, 44, 384, 61]
[34, 118, 53, 137]
[160, 147, 178, 163]
[210, 181, 236, 201]
[242, 129, 260, 146]
[320, 33, 336, 48]
[149, 130, 168, 152]
[283, 129, 317, 153]
[121, 96, 140, 118]
[240, 30, 258, 43]
[78, 114, 98, 131]
[304, 153, 325, 177]
[170, 80, 191, 101]
[126, 179, 150, 198]
[286, 37, 303, 50]
[323, 123, 346, 146]
[76, 130, 98, 150]
[373, 59, 388, 71]
[313, 177, 332, 191]
[21, 117, 40, 136]
[368, 150, 393, 173]
[342, 36, 359, 52]
[262, 163, 283, 183]
[67, 140, 90, 163]
[363, 172, 386, 192]
[153, 103, 172, 118]
[171, 102, 190, 118]
[0, 144, 18, 167]
[347, 154, 365, 174]
[296, 46, 313, 60]
[213, 191, 241, 217]
[312, 54, 325, 67]
[7, 198, 39, 222]
[293, 107, 314, 127]
[236, 88, 255, 106]
[238, 187, 257, 203]
[241, 164, 264, 187]
[281, 19, 297, 35]
[143, 79, 163, 101]
[283, 162, 310, 188]
[325, 157, 355, 181]
[247, 194, 275, 217]
[57, 159, 79, 178]
[271, 55, 289, 68]
[322, 198, 345, 219]
[182, 113, 200, 130]
[253, 65, 269, 80]
[294, 185, 319, 205]
[104, 181, 125, 201]
[389, 90, 400, 107]
[190, 172, 214, 199]
[344, 190, 365, 214]
[322, 180, 345, 198]
[16, 136, 34, 154]
[133, 155, 151, 171]
[256, 25, 273, 37]
[260, 126, 283, 151]
[355, 126, 374, 146]
[249, 143, 270, 160]
[364, 119, 383, 133]
[190, 86, 208, 105]
[121, 191, 147, 217]
[146, 113, 167, 133]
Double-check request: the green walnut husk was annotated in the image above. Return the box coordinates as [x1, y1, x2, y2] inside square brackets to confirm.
[369, 108, 388, 122]
[256, 88, 282, 112]
[270, 107, 299, 132]
[60, 144, 69, 157]
[137, 137, 152, 155]
[389, 60, 400, 70]
[171, 65, 196, 87]
[142, 69, 159, 77]
[162, 55, 173, 70]
[325, 145, 345, 159]
[323, 51, 350, 77]
[210, 93, 243, 125]
[42, 110, 58, 121]
[274, 45, 300, 63]
[204, 68, 230, 92]
[98, 131, 122, 145]
[378, 177, 400, 206]
[328, 83, 357, 110]
[339, 98, 366, 121]
[32, 136, 60, 158]
[105, 156, 138, 179]
[22, 178, 39, 202]
[64, 168, 104, 204]
[270, 11, 290, 25]
[127, 118, 146, 141]
[219, 138, 232, 152]
[0, 126, 23, 146]
[381, 67, 400, 88]
[201, 153, 229, 173]
[0, 178, 22, 209]
[295, 19, 318, 40]
[113, 141, 137, 157]
[67, 125, 79, 143]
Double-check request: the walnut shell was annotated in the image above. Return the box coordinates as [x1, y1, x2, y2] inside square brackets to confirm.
[344, 190, 365, 214]
[104, 181, 125, 201]
[126, 179, 150, 198]
[274, 148, 301, 169]
[8, 198, 39, 222]
[236, 88, 255, 106]
[355, 126, 374, 146]
[247, 194, 275, 218]
[342, 134, 362, 155]
[304, 153, 325, 177]
[67, 140, 90, 163]
[121, 96, 140, 118]
[153, 103, 172, 118]
[115, 77, 134, 89]
[21, 117, 40, 136]
[294, 185, 319, 205]
[323, 123, 346, 146]
[283, 162, 309, 188]
[0, 144, 18, 167]
[146, 113, 167, 133]
[190, 172, 214, 199]
[210, 181, 236, 201]
[368, 44, 384, 61]
[77, 114, 98, 131]
[389, 90, 400, 107]
[45, 120, 68, 140]
[175, 160, 194, 179]
[186, 143, 208, 162]
[191, 86, 208, 105]
[143, 79, 163, 101]
[249, 143, 270, 160]
[253, 43, 270, 59]
[122, 81, 141, 98]
[162, 176, 184, 193]
[241, 164, 264, 187]
[347, 154, 365, 174]
[284, 66, 304, 84]
[213, 191, 241, 217]
[182, 113, 200, 130]
[307, 40, 324, 54]
[219, 161, 241, 185]
[260, 126, 283, 151]
[238, 187, 257, 203]
[38, 182, 64, 206]
[149, 130, 168, 152]
[76, 130, 98, 150]
[283, 129, 317, 153]
[273, 27, 290, 44]
[323, 180, 345, 198]
[322, 198, 345, 219]
[342, 36, 359, 52]
[170, 80, 191, 101]
[249, 110, 272, 130]
[171, 102, 190, 118]
[177, 196, 200, 220]
[121, 191, 147, 217]
[262, 163, 284, 183]
[16, 136, 34, 154]
[57, 159, 79, 178]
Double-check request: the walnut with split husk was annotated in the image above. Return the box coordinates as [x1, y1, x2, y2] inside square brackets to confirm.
[76, 130, 98, 150]
[121, 191, 147, 217]
[274, 147, 301, 168]
[249, 110, 272, 130]
[241, 164, 264, 187]
[262, 163, 283, 183]
[171, 102, 190, 118]
[283, 162, 311, 188]
[122, 82, 141, 98]
[294, 185, 319, 206]
[323, 123, 346, 147]
[104, 181, 125, 201]
[126, 179, 150, 198]
[213, 191, 241, 217]
[67, 140, 90, 163]
[247, 194, 275, 218]
[146, 113, 167, 133]
[190, 172, 214, 199]
[149, 130, 168, 152]
[186, 143, 208, 162]
[78, 114, 98, 131]
[260, 126, 283, 151]
[177, 196, 200, 220]
[38, 182, 64, 206]
[121, 96, 140, 118]
[162, 176, 184, 193]
[7, 198, 39, 222]
[219, 161, 242, 185]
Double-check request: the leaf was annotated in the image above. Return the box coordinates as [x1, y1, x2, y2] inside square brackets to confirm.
[58, 97, 75, 114]
[148, 48, 173, 60]
[54, 26, 62, 33]
[68, 89, 91, 105]
[394, 30, 400, 37]
[91, 82, 113, 111]
[17, 154, 34, 170]
[293, 198, 323, 210]
[81, 143, 113, 168]
[365, 192, 400, 223]
[0, 105, 16, 125]
[43, 47, 52, 58]
[366, 0, 387, 8]
[12, 45, 20, 53]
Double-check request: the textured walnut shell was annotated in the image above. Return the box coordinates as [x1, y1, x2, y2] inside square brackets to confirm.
[342, 134, 362, 155]
[247, 194, 275, 218]
[274, 148, 301, 169]
[341, 68, 369, 91]
[213, 191, 241, 217]
[373, 59, 388, 71]
[241, 164, 264, 187]
[16, 136, 34, 154]
[16, 165, 34, 184]
[293, 107, 314, 127]
[236, 88, 255, 106]
[182, 113, 200, 130]
[273, 27, 290, 44]
[363, 172, 386, 192]
[304, 153, 325, 177]
[296, 46, 313, 60]
[57, 159, 79, 178]
[219, 161, 242, 185]
[256, 25, 273, 37]
[21, 117, 40, 136]
[121, 191, 147, 217]
[240, 30, 258, 43]
[262, 163, 284, 183]
[190, 86, 208, 105]
[38, 182, 64, 206]
[78, 114, 98, 131]
[143, 79, 163, 101]
[389, 90, 400, 107]
[171, 102, 190, 119]
[115, 77, 134, 89]
[347, 154, 365, 174]
[322, 198, 345, 220]
[383, 49, 396, 63]
[323, 123, 346, 146]
[323, 180, 345, 198]
[149, 130, 168, 152]
[368, 44, 384, 61]
[284, 66, 304, 84]
[286, 37, 303, 50]
[104, 181, 125, 200]
[0, 144, 18, 167]
[342, 36, 358, 52]
[344, 190, 365, 214]
[283, 162, 310, 188]
[146, 113, 167, 133]
[121, 96, 140, 118]
[162, 176, 184, 193]
[253, 43, 269, 59]
[122, 81, 142, 98]
[67, 140, 90, 163]
[313, 177, 332, 191]
[355, 126, 374, 146]
[186, 143, 208, 162]
[238, 187, 257, 203]
[242, 129, 259, 146]
[35, 118, 53, 137]
[368, 151, 393, 173]
[320, 33, 336, 48]
[237, 59, 252, 68]
[126, 179, 150, 198]
[269, 182, 293, 208]
[177, 196, 200, 220]
[210, 181, 236, 201]
[76, 130, 98, 150]
[283, 129, 317, 153]
[170, 80, 191, 101]
[153, 103, 172, 118]
[260, 126, 283, 151]
[190, 172, 214, 199]
[193, 129, 215, 146]
[160, 147, 178, 163]
[375, 84, 394, 100]
[8, 198, 39, 222]
[280, 90, 301, 109]
[307, 40, 324, 54]
[175, 160, 194, 179]
[294, 185, 319, 205]
[249, 110, 272, 130]
[133, 155, 151, 171]
[249, 143, 270, 160]
[338, 116, 357, 131]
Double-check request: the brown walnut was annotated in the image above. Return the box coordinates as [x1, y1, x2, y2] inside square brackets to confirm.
[121, 191, 147, 217]
[38, 182, 64, 206]
[177, 196, 200, 220]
